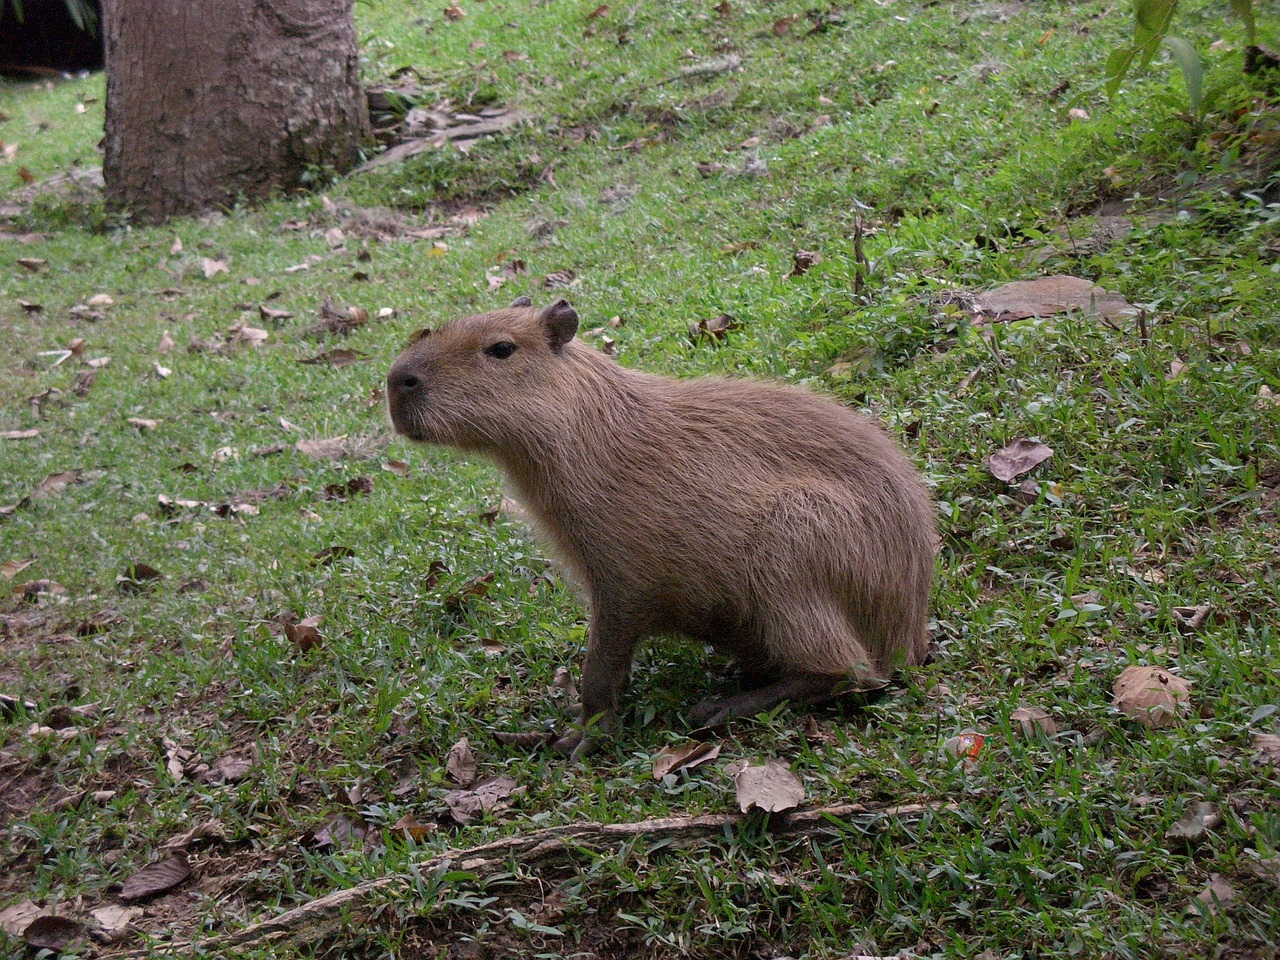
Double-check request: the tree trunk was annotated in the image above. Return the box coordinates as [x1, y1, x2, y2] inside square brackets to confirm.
[102, 0, 370, 224]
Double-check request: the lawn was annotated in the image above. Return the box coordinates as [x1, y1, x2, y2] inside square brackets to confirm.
[1, 0, 1278, 957]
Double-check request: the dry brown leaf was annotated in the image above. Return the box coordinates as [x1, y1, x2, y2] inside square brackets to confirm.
[715, 0, 732, 16]
[1165, 801, 1220, 842]
[1193, 874, 1235, 915]
[652, 740, 721, 779]
[382, 459, 410, 477]
[229, 325, 269, 348]
[16, 257, 46, 272]
[731, 758, 804, 813]
[169, 235, 183, 255]
[391, 813, 436, 843]
[445, 774, 519, 824]
[203, 754, 254, 784]
[772, 13, 800, 35]
[986, 439, 1053, 482]
[161, 819, 227, 850]
[788, 250, 822, 277]
[22, 914, 86, 952]
[1, 558, 34, 579]
[0, 900, 46, 937]
[116, 561, 163, 593]
[312, 813, 361, 850]
[1113, 665, 1190, 729]
[201, 257, 229, 278]
[120, 855, 191, 902]
[295, 436, 348, 459]
[446, 736, 478, 787]
[33, 470, 79, 498]
[0, 429, 39, 440]
[542, 269, 577, 288]
[158, 330, 175, 354]
[127, 417, 158, 431]
[1251, 732, 1280, 764]
[13, 579, 67, 601]
[1009, 706, 1057, 738]
[259, 305, 294, 322]
[688, 313, 742, 342]
[89, 904, 143, 942]
[284, 615, 323, 652]
[972, 275, 1134, 322]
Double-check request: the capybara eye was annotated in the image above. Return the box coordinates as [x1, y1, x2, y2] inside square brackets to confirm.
[485, 341, 518, 360]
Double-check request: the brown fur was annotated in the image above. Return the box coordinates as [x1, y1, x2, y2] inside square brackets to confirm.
[387, 299, 936, 754]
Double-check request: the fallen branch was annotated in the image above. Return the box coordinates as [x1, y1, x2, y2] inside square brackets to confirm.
[118, 800, 952, 957]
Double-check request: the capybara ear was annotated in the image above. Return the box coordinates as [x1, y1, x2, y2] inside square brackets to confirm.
[403, 327, 432, 348]
[509, 296, 533, 308]
[539, 299, 579, 352]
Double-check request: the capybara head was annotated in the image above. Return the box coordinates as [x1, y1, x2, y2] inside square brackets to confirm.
[386, 298, 580, 450]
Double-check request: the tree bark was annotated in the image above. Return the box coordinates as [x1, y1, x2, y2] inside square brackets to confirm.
[102, 0, 370, 224]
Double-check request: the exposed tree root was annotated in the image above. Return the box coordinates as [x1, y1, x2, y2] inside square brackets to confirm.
[121, 800, 952, 957]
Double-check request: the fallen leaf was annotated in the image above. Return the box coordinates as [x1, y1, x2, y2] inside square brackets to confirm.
[322, 475, 374, 500]
[312, 545, 355, 565]
[444, 3, 465, 18]
[116, 562, 163, 593]
[13, 579, 66, 601]
[491, 730, 557, 748]
[202, 754, 254, 784]
[772, 13, 800, 35]
[972, 275, 1134, 322]
[542, 269, 577, 288]
[715, 0, 732, 16]
[17, 300, 41, 314]
[1192, 874, 1235, 916]
[324, 227, 346, 248]
[17, 166, 35, 184]
[587, 3, 609, 18]
[382, 459, 410, 477]
[229, 324, 268, 348]
[161, 819, 227, 850]
[259, 305, 294, 322]
[120, 855, 191, 902]
[23, 914, 86, 952]
[169, 235, 183, 255]
[1113, 665, 1190, 729]
[295, 436, 348, 459]
[391, 813, 436, 843]
[284, 615, 323, 652]
[1, 559, 34, 579]
[0, 429, 38, 440]
[127, 417, 158, 431]
[16, 257, 46, 271]
[1165, 801, 1220, 843]
[0, 900, 46, 937]
[446, 737, 478, 787]
[33, 470, 79, 498]
[201, 257, 229, 278]
[652, 740, 721, 779]
[89, 904, 144, 942]
[788, 249, 822, 277]
[986, 439, 1053, 482]
[1251, 732, 1280, 764]
[445, 774, 519, 824]
[158, 330, 175, 354]
[1009, 706, 1057, 738]
[731, 758, 804, 813]
[1067, 107, 1090, 122]
[87, 293, 114, 308]
[299, 348, 367, 367]
[1171, 604, 1211, 633]
[688, 313, 741, 342]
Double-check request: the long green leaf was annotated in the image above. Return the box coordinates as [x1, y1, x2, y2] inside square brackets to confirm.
[1134, 0, 1178, 66]
[1228, 0, 1256, 45]
[1164, 36, 1204, 115]
[1104, 45, 1139, 97]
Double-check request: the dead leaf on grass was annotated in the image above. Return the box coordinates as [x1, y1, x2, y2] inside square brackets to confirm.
[1251, 732, 1280, 764]
[971, 275, 1134, 323]
[229, 324, 269, 348]
[16, 256, 46, 271]
[127, 417, 158, 431]
[116, 562, 163, 593]
[445, 774, 520, 823]
[391, 813, 436, 843]
[313, 545, 356, 565]
[492, 730, 557, 748]
[446, 736, 478, 787]
[299, 348, 367, 367]
[284, 615, 323, 652]
[33, 469, 79, 498]
[382, 459, 410, 477]
[13, 579, 67, 602]
[986, 439, 1053, 482]
[1113, 665, 1190, 729]
[1192, 874, 1235, 916]
[295, 436, 348, 459]
[1009, 706, 1057, 738]
[201, 257, 229, 278]
[23, 914, 87, 952]
[788, 249, 822, 277]
[322, 475, 374, 500]
[1171, 604, 1211, 633]
[17, 300, 41, 313]
[0, 900, 47, 937]
[542, 269, 577, 288]
[771, 13, 800, 35]
[688, 312, 741, 342]
[0, 429, 38, 440]
[120, 855, 191, 902]
[89, 904, 143, 942]
[259, 305, 293, 322]
[652, 740, 721, 779]
[203, 754, 254, 784]
[2, 558, 34, 579]
[1165, 801, 1220, 843]
[161, 819, 227, 850]
[444, 572, 495, 612]
[730, 757, 804, 813]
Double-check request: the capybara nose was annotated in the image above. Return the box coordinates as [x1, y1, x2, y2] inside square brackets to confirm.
[387, 369, 421, 394]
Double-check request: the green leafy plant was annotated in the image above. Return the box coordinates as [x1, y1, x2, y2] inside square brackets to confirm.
[1104, 0, 1258, 115]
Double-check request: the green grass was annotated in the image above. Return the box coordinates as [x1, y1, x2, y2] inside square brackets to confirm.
[2, 0, 1279, 957]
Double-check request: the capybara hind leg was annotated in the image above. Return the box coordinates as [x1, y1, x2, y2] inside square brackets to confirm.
[688, 672, 838, 729]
